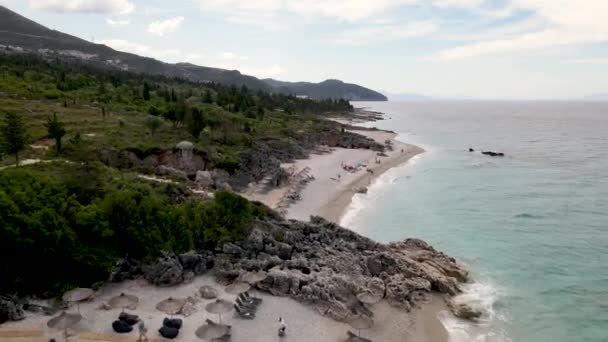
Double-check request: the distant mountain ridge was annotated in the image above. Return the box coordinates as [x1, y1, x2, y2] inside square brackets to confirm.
[0, 5, 386, 101]
[264, 79, 387, 101]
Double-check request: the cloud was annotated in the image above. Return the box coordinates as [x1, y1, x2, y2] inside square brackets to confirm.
[106, 18, 130, 27]
[186, 53, 205, 61]
[195, 0, 481, 23]
[563, 58, 608, 65]
[146, 16, 185, 36]
[29, 0, 134, 14]
[332, 20, 438, 46]
[219, 52, 249, 61]
[97, 39, 181, 61]
[432, 0, 608, 61]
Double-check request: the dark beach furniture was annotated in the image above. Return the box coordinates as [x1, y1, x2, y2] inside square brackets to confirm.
[233, 305, 255, 319]
[346, 331, 372, 342]
[163, 317, 183, 329]
[112, 320, 133, 333]
[243, 292, 262, 303]
[159, 325, 180, 339]
[238, 293, 261, 306]
[118, 312, 139, 326]
[236, 297, 257, 310]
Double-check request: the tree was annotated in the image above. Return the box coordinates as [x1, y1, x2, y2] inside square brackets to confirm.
[0, 112, 28, 166]
[45, 113, 66, 154]
[203, 89, 213, 104]
[143, 82, 151, 101]
[145, 116, 162, 136]
[187, 107, 205, 139]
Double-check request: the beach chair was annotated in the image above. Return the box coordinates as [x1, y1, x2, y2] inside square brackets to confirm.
[233, 304, 255, 319]
[243, 291, 263, 304]
[346, 331, 372, 342]
[236, 297, 257, 310]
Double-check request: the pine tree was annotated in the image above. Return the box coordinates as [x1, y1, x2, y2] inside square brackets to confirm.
[0, 112, 28, 166]
[143, 82, 151, 101]
[44, 113, 66, 154]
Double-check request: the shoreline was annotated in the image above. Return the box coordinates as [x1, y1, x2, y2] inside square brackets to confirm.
[244, 110, 450, 342]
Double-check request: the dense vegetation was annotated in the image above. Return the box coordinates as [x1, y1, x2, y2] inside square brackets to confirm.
[0, 52, 363, 296]
[0, 162, 266, 295]
[0, 52, 354, 174]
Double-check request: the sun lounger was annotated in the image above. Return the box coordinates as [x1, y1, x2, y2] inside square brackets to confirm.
[233, 304, 255, 319]
[346, 331, 372, 342]
[236, 297, 257, 310]
[162, 318, 183, 329]
[158, 326, 179, 339]
[243, 292, 262, 303]
[118, 312, 139, 326]
[112, 320, 133, 333]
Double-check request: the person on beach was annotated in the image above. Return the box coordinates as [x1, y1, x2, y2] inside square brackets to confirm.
[137, 320, 148, 342]
[278, 317, 287, 336]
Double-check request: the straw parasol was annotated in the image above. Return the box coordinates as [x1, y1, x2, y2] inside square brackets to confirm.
[356, 293, 382, 305]
[195, 323, 230, 340]
[156, 297, 187, 317]
[348, 316, 374, 337]
[240, 271, 267, 285]
[204, 299, 233, 324]
[62, 288, 94, 313]
[225, 281, 251, 295]
[108, 293, 139, 311]
[47, 311, 82, 342]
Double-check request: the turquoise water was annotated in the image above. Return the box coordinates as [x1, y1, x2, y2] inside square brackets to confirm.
[344, 101, 608, 342]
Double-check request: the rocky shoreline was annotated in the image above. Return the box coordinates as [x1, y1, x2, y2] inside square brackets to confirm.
[1, 213, 469, 326]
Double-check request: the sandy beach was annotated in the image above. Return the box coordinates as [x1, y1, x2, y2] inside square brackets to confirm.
[0, 274, 447, 342]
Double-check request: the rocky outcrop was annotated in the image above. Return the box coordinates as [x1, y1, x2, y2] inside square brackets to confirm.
[214, 216, 468, 321]
[143, 252, 184, 287]
[447, 299, 483, 321]
[0, 298, 25, 324]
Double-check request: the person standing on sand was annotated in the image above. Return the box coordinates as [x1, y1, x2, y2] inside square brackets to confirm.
[278, 317, 287, 336]
[137, 320, 148, 342]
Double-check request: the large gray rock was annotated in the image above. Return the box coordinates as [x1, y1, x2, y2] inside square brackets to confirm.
[0, 299, 25, 324]
[178, 251, 209, 275]
[195, 171, 213, 188]
[143, 252, 184, 287]
[214, 216, 467, 322]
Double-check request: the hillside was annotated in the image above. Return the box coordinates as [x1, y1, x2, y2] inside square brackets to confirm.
[0, 5, 385, 101]
[264, 78, 388, 101]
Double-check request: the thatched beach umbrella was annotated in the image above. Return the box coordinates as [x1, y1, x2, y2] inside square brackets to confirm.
[240, 271, 267, 285]
[348, 316, 373, 337]
[195, 322, 230, 340]
[225, 281, 251, 295]
[108, 293, 139, 311]
[47, 311, 82, 342]
[356, 293, 382, 305]
[204, 299, 233, 323]
[156, 297, 187, 317]
[62, 288, 94, 313]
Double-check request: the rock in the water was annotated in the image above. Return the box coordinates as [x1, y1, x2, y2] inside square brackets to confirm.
[143, 252, 184, 287]
[447, 300, 483, 321]
[0, 299, 25, 323]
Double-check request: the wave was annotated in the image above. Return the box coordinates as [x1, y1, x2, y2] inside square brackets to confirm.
[513, 213, 544, 219]
[439, 280, 512, 342]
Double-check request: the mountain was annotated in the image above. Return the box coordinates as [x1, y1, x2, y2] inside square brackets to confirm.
[0, 5, 385, 101]
[381, 91, 432, 101]
[264, 79, 387, 101]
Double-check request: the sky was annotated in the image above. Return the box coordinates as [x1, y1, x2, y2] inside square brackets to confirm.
[1, 0, 608, 99]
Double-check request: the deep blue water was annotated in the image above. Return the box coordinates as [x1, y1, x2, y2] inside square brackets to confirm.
[344, 101, 608, 342]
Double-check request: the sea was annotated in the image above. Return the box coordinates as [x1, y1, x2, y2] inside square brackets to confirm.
[343, 101, 608, 342]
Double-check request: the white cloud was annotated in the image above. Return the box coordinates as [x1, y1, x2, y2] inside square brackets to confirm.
[195, 0, 480, 23]
[186, 53, 205, 61]
[332, 20, 438, 46]
[29, 0, 134, 14]
[106, 18, 130, 27]
[432, 0, 608, 61]
[146, 16, 185, 36]
[563, 58, 608, 65]
[220, 52, 249, 61]
[97, 39, 181, 61]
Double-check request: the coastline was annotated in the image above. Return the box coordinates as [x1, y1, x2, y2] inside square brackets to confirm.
[244, 110, 451, 342]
